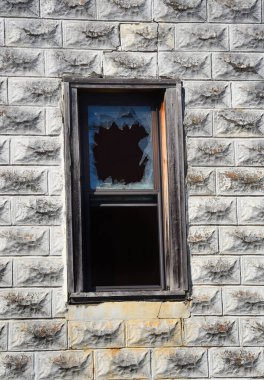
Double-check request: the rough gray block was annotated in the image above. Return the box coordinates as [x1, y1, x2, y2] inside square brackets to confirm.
[6, 19, 62, 48]
[0, 259, 12, 287]
[50, 228, 64, 256]
[0, 199, 11, 225]
[185, 81, 231, 108]
[69, 320, 125, 349]
[52, 289, 67, 317]
[158, 24, 175, 51]
[213, 53, 264, 80]
[210, 347, 264, 377]
[208, 0, 261, 23]
[184, 110, 212, 136]
[97, 0, 152, 21]
[46, 108, 63, 135]
[176, 24, 229, 51]
[35, 351, 93, 380]
[126, 319, 181, 347]
[154, 0, 206, 22]
[49, 169, 63, 195]
[9, 78, 61, 106]
[192, 256, 240, 285]
[231, 25, 264, 51]
[220, 226, 264, 254]
[0, 107, 45, 135]
[187, 138, 235, 166]
[0, 139, 9, 165]
[95, 348, 150, 379]
[41, 0, 96, 19]
[0, 0, 39, 17]
[187, 168, 216, 195]
[184, 317, 239, 346]
[241, 318, 264, 346]
[217, 168, 264, 195]
[188, 226, 218, 255]
[214, 109, 264, 137]
[64, 21, 119, 49]
[104, 52, 157, 78]
[0, 78, 7, 105]
[232, 81, 264, 108]
[0, 19, 4, 46]
[152, 347, 208, 378]
[12, 137, 61, 165]
[14, 197, 62, 226]
[0, 227, 49, 256]
[241, 257, 264, 285]
[159, 52, 211, 79]
[0, 46, 45, 77]
[9, 320, 67, 351]
[189, 197, 237, 225]
[0, 289, 51, 318]
[191, 287, 222, 315]
[237, 140, 264, 166]
[13, 257, 64, 286]
[238, 198, 264, 225]
[121, 24, 157, 51]
[45, 50, 102, 77]
[223, 286, 264, 315]
[0, 168, 47, 195]
[0, 352, 34, 380]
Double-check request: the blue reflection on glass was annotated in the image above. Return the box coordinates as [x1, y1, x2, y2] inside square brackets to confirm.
[88, 106, 153, 190]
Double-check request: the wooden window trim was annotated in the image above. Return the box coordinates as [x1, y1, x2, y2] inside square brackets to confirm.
[64, 78, 189, 303]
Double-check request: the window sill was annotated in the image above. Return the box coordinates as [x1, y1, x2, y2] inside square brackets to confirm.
[69, 290, 187, 304]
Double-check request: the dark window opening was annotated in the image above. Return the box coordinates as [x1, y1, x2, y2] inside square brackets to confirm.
[65, 79, 188, 302]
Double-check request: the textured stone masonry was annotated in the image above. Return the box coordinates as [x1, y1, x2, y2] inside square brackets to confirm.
[0, 0, 263, 378]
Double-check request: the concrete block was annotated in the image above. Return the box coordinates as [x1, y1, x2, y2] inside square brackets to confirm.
[191, 286, 222, 315]
[231, 25, 264, 51]
[154, 0, 206, 22]
[208, 0, 261, 23]
[64, 21, 119, 49]
[95, 348, 150, 379]
[241, 257, 264, 285]
[223, 286, 264, 315]
[9, 78, 61, 106]
[13, 257, 64, 286]
[12, 137, 61, 165]
[237, 139, 264, 166]
[238, 198, 264, 224]
[126, 319, 182, 347]
[0, 0, 39, 17]
[6, 19, 62, 48]
[232, 81, 264, 108]
[176, 24, 229, 51]
[184, 110, 213, 136]
[218, 168, 264, 195]
[9, 320, 67, 351]
[158, 24, 175, 51]
[185, 81, 231, 108]
[104, 52, 157, 78]
[152, 347, 208, 378]
[241, 318, 264, 346]
[0, 106, 45, 135]
[46, 107, 63, 135]
[188, 226, 219, 255]
[0, 168, 47, 195]
[97, 0, 152, 21]
[41, 0, 96, 19]
[121, 23, 157, 51]
[214, 109, 264, 137]
[0, 352, 34, 379]
[0, 199, 11, 225]
[184, 317, 239, 346]
[159, 52, 211, 79]
[35, 351, 93, 380]
[14, 197, 62, 225]
[0, 289, 51, 318]
[220, 226, 264, 254]
[45, 49, 102, 77]
[69, 320, 125, 349]
[0, 227, 49, 256]
[188, 138, 235, 166]
[186, 168, 216, 195]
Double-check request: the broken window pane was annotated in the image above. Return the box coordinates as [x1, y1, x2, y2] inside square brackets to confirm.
[88, 106, 154, 190]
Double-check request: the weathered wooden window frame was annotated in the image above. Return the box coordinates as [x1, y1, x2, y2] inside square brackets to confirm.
[64, 78, 188, 303]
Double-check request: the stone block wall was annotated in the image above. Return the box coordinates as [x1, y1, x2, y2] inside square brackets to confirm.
[0, 0, 264, 378]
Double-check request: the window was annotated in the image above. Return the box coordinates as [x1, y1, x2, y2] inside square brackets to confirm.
[64, 79, 188, 302]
